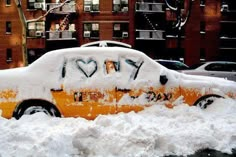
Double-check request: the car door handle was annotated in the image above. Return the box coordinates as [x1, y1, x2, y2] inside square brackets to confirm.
[51, 88, 63, 92]
[116, 88, 131, 92]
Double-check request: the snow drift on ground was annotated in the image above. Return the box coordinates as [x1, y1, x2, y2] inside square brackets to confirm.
[0, 98, 236, 157]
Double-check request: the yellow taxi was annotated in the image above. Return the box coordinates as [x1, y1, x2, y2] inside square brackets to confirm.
[0, 41, 236, 119]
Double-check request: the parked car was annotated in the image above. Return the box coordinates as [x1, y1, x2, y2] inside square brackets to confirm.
[155, 59, 189, 70]
[0, 41, 236, 120]
[182, 61, 236, 82]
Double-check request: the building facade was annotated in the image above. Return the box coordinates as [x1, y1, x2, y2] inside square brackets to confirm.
[0, 0, 235, 69]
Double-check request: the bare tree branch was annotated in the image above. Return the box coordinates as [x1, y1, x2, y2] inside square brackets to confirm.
[165, 0, 193, 29]
[27, 0, 72, 23]
[165, 0, 178, 11]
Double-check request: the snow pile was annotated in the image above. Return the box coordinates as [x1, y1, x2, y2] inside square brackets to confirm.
[0, 98, 236, 157]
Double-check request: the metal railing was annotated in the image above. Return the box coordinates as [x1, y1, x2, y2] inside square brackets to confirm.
[136, 30, 165, 40]
[47, 30, 76, 40]
[47, 2, 76, 14]
[136, 2, 165, 13]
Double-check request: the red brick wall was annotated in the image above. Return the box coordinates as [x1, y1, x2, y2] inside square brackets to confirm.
[185, 0, 221, 65]
[0, 0, 223, 69]
[0, 2, 23, 69]
[78, 0, 135, 47]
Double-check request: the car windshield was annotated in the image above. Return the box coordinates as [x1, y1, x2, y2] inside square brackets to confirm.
[157, 60, 189, 70]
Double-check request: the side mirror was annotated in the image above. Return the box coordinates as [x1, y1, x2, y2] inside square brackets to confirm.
[160, 75, 168, 85]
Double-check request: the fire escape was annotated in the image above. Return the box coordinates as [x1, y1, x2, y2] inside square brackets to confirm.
[135, 0, 166, 57]
[220, 0, 236, 61]
[46, 0, 77, 51]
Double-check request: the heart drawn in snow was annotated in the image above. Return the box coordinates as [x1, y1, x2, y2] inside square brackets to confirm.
[76, 59, 98, 77]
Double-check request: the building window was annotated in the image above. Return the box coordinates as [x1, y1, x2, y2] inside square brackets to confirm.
[27, 22, 45, 37]
[113, 0, 128, 12]
[200, 0, 205, 7]
[5, 0, 11, 6]
[84, 0, 99, 12]
[83, 23, 99, 38]
[27, 0, 45, 10]
[113, 23, 129, 38]
[200, 48, 206, 62]
[200, 21, 206, 34]
[6, 49, 12, 63]
[6, 21, 11, 34]
[221, 0, 229, 12]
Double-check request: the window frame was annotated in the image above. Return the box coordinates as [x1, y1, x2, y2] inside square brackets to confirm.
[83, 23, 100, 39]
[27, 21, 45, 38]
[5, 0, 11, 6]
[6, 21, 12, 34]
[113, 23, 129, 39]
[200, 21, 206, 34]
[113, 0, 129, 12]
[6, 48, 12, 63]
[27, 0, 45, 10]
[84, 0, 100, 12]
[200, 0, 205, 7]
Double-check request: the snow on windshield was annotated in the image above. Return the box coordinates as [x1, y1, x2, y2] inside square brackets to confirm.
[0, 98, 235, 157]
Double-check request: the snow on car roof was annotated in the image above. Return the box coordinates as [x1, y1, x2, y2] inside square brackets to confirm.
[80, 40, 132, 48]
[26, 46, 165, 93]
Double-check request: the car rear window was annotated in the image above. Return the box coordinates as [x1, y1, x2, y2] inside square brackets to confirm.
[205, 63, 236, 72]
[157, 61, 189, 70]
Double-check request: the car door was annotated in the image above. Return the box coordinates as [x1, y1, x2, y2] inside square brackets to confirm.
[51, 54, 117, 119]
[224, 63, 236, 82]
[115, 54, 182, 113]
[205, 63, 236, 81]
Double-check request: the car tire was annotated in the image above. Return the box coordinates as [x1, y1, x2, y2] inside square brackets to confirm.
[193, 94, 223, 109]
[13, 100, 61, 119]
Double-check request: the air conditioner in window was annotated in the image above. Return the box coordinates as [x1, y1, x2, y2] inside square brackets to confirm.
[34, 3, 42, 9]
[122, 32, 128, 38]
[84, 6, 91, 12]
[84, 31, 91, 38]
[221, 4, 229, 12]
[122, 7, 128, 12]
[35, 31, 43, 37]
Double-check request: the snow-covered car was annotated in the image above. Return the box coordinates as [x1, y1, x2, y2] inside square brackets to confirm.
[155, 59, 189, 71]
[182, 61, 236, 82]
[0, 46, 236, 119]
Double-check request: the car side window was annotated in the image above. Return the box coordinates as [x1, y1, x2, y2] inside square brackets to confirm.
[225, 63, 236, 72]
[119, 57, 143, 81]
[205, 63, 225, 71]
[62, 61, 66, 78]
[76, 58, 98, 78]
[105, 60, 120, 74]
[65, 57, 98, 80]
[125, 59, 144, 80]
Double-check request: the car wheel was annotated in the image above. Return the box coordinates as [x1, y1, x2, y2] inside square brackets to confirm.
[13, 100, 61, 119]
[193, 94, 223, 109]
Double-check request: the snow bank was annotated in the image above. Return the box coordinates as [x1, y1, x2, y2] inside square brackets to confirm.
[0, 98, 236, 157]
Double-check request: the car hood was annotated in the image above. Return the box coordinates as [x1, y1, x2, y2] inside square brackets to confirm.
[0, 67, 29, 89]
[0, 67, 28, 76]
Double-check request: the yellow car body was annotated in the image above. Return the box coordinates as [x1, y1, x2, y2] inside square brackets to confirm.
[0, 47, 236, 119]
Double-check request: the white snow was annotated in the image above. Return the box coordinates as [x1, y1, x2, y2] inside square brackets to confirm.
[0, 47, 236, 156]
[0, 98, 236, 157]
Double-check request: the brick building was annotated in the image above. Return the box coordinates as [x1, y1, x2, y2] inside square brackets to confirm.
[0, 0, 235, 69]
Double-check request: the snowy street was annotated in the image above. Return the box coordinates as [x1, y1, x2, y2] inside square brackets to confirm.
[0, 98, 236, 157]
